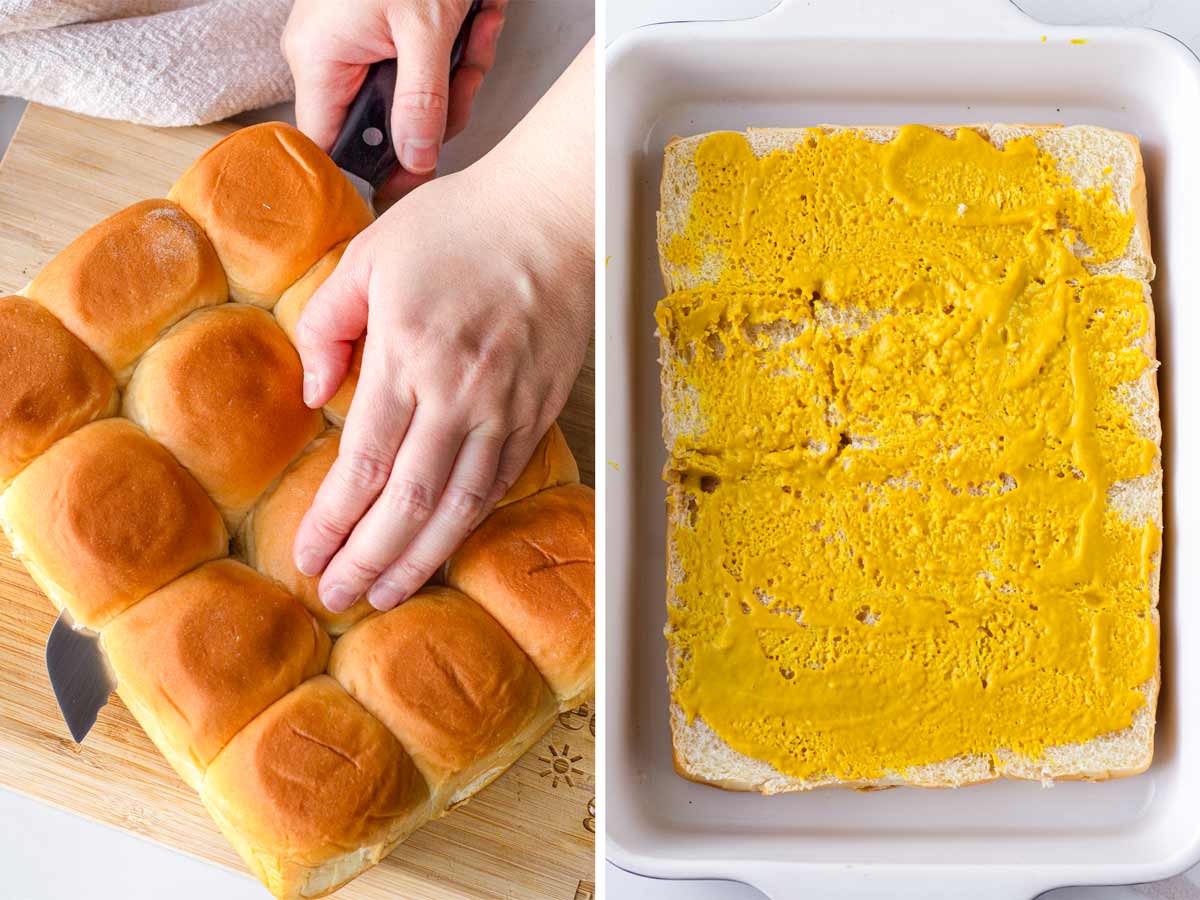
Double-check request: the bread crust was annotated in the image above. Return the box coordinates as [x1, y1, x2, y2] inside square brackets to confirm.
[0, 295, 117, 485]
[446, 483, 596, 708]
[497, 422, 581, 509]
[274, 241, 359, 423]
[659, 124, 1161, 792]
[168, 122, 373, 307]
[101, 560, 330, 790]
[0, 419, 228, 630]
[26, 199, 227, 381]
[329, 586, 557, 811]
[200, 676, 431, 900]
[239, 429, 373, 634]
[123, 304, 324, 528]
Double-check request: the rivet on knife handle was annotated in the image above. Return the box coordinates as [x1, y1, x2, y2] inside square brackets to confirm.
[330, 0, 483, 190]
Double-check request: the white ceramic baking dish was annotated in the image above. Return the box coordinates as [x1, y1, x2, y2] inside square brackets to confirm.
[604, 1, 1200, 897]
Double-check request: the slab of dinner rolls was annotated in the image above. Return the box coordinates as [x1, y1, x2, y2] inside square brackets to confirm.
[0, 419, 227, 629]
[497, 422, 580, 508]
[0, 295, 117, 487]
[24, 199, 227, 382]
[274, 241, 361, 423]
[0, 118, 596, 899]
[123, 304, 324, 527]
[239, 430, 373, 634]
[330, 586, 557, 811]
[101, 560, 330, 790]
[446, 483, 595, 709]
[168, 123, 373, 307]
[201, 675, 431, 900]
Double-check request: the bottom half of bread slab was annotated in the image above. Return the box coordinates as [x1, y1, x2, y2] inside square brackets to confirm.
[667, 451, 1161, 796]
[664, 475, 1161, 793]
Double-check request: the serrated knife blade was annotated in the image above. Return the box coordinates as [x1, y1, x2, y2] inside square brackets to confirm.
[46, 610, 116, 744]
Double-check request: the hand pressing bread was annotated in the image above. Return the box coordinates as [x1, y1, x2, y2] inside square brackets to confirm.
[281, 0, 508, 204]
[290, 40, 594, 613]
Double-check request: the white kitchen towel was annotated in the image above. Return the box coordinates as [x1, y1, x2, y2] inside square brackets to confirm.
[0, 0, 294, 126]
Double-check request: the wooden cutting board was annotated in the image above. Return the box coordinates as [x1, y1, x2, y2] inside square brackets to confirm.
[0, 104, 596, 900]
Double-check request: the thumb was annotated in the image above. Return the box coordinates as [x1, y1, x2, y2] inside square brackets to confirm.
[294, 244, 371, 408]
[387, 8, 462, 175]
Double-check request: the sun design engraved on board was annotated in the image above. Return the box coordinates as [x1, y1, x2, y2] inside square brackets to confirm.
[558, 702, 595, 736]
[539, 744, 585, 788]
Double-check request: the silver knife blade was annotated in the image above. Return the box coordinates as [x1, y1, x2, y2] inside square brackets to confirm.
[46, 610, 116, 744]
[340, 166, 375, 210]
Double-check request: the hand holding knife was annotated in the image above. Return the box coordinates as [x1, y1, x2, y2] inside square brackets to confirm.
[45, 0, 483, 745]
[330, 0, 483, 206]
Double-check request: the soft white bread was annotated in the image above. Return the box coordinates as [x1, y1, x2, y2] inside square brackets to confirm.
[446, 483, 595, 709]
[0, 295, 117, 487]
[239, 430, 373, 634]
[658, 124, 1160, 793]
[329, 585, 557, 811]
[201, 675, 431, 900]
[496, 422, 580, 509]
[123, 304, 324, 528]
[24, 199, 227, 382]
[101, 559, 330, 790]
[168, 123, 373, 307]
[0, 418, 228, 630]
[274, 241, 360, 424]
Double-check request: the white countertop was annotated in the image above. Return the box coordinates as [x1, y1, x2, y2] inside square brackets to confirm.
[0, 2, 592, 899]
[603, 0, 1200, 899]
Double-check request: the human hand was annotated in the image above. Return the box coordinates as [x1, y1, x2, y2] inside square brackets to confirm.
[281, 0, 507, 202]
[290, 39, 593, 612]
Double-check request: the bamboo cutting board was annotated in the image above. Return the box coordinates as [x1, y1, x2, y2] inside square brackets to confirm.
[0, 104, 596, 900]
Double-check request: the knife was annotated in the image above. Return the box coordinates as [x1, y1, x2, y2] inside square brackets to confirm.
[46, 609, 116, 744]
[43, 2, 483, 745]
[331, 0, 482, 207]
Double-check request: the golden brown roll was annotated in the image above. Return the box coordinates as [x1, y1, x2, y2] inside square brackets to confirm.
[329, 586, 556, 810]
[123, 305, 324, 527]
[101, 559, 329, 790]
[25, 199, 227, 381]
[168, 123, 373, 307]
[240, 430, 372, 634]
[0, 295, 117, 486]
[201, 675, 430, 900]
[497, 422, 580, 508]
[445, 484, 595, 708]
[0, 419, 228, 629]
[274, 241, 361, 423]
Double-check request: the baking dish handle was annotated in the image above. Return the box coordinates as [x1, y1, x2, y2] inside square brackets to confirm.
[748, 870, 1045, 900]
[760, 0, 1037, 37]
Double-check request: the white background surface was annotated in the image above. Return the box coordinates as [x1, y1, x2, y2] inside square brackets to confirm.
[603, 0, 1200, 899]
[0, 2, 592, 899]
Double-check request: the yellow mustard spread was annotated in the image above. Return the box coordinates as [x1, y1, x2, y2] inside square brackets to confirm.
[657, 126, 1160, 781]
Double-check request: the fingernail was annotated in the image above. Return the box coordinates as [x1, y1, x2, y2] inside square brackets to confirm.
[368, 580, 406, 611]
[322, 583, 356, 612]
[295, 547, 322, 577]
[302, 372, 318, 407]
[399, 140, 439, 174]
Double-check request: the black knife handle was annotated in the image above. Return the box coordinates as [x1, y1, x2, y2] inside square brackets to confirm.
[330, 0, 483, 189]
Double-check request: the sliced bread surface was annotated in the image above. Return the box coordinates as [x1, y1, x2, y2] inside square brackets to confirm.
[657, 124, 1161, 793]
